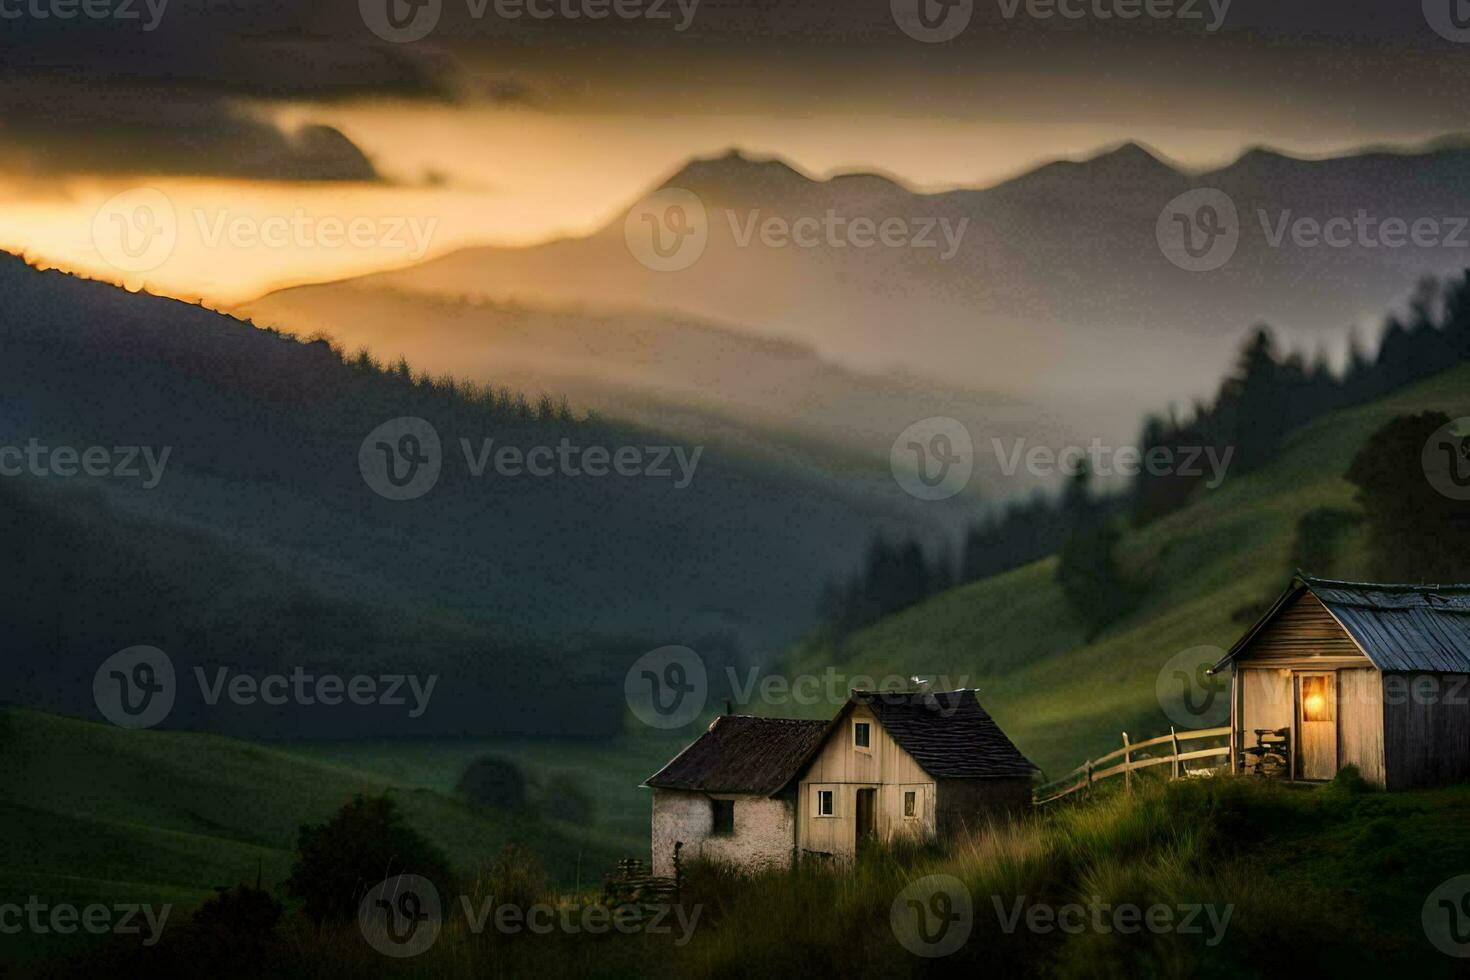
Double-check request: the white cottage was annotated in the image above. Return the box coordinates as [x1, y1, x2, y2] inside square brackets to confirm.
[643, 690, 1036, 876]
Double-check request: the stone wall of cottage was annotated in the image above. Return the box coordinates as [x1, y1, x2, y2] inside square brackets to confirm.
[650, 788, 796, 877]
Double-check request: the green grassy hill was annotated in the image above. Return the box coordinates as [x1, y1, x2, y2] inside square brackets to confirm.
[0, 709, 622, 961]
[783, 362, 1470, 777]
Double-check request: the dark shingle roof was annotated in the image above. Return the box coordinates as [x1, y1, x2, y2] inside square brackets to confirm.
[850, 690, 1038, 779]
[1213, 575, 1470, 673]
[644, 715, 828, 795]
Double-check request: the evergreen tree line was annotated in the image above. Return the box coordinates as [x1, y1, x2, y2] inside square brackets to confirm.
[821, 270, 1470, 637]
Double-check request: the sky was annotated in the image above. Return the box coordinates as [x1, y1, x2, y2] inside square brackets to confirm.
[3, 1, 1470, 302]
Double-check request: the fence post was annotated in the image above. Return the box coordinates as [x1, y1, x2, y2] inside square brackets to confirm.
[1085, 759, 1093, 795]
[1170, 726, 1181, 781]
[1122, 732, 1132, 793]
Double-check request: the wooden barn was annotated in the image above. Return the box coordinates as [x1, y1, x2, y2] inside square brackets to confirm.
[643, 689, 1036, 874]
[1210, 576, 1470, 790]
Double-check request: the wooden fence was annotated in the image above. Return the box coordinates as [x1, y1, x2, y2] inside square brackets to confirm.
[1033, 725, 1232, 807]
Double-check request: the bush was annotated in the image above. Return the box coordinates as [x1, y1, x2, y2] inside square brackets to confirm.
[457, 756, 531, 813]
[285, 794, 453, 925]
[186, 883, 283, 962]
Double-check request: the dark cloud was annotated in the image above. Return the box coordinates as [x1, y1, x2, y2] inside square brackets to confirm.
[2, 0, 1470, 179]
[0, 82, 380, 180]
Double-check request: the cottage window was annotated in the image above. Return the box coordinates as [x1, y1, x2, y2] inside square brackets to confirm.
[711, 798, 735, 836]
[903, 791, 916, 818]
[854, 722, 870, 748]
[816, 789, 834, 817]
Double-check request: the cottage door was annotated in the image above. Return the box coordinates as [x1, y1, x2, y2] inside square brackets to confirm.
[1296, 672, 1337, 780]
[855, 788, 877, 845]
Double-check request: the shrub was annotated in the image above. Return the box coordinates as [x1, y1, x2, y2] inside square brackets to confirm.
[285, 794, 453, 925]
[186, 883, 283, 962]
[457, 756, 531, 813]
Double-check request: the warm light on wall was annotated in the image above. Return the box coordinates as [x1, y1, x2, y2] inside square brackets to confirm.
[1301, 676, 1332, 722]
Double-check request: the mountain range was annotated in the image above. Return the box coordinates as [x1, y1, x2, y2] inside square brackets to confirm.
[243, 139, 1470, 460]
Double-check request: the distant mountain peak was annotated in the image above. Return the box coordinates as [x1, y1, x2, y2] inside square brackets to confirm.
[660, 149, 813, 197]
[1081, 140, 1177, 174]
[656, 149, 909, 206]
[990, 140, 1180, 194]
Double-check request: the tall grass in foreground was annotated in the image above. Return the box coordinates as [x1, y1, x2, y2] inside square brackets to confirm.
[44, 773, 1470, 979]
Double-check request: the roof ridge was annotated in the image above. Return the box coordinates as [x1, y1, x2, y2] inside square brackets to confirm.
[721, 714, 827, 724]
[1303, 575, 1470, 592]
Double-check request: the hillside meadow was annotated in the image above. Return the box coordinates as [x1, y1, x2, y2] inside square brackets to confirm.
[783, 361, 1470, 777]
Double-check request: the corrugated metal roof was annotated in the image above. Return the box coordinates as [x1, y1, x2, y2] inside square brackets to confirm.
[1308, 577, 1470, 673]
[1212, 576, 1470, 674]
